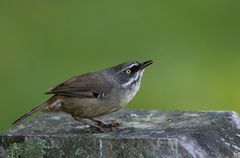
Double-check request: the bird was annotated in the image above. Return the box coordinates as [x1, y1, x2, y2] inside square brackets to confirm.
[12, 60, 153, 132]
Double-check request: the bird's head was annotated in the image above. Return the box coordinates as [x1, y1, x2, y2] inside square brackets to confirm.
[109, 60, 153, 88]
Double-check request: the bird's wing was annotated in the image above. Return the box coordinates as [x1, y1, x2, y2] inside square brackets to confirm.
[45, 72, 113, 98]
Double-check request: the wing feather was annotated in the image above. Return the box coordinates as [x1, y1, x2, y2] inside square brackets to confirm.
[45, 72, 112, 98]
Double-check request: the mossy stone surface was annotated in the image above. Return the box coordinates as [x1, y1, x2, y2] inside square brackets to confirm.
[1, 110, 240, 158]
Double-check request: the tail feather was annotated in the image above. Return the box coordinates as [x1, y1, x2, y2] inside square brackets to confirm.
[12, 95, 63, 127]
[12, 102, 47, 127]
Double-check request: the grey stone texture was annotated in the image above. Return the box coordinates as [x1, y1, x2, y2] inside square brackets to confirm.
[1, 109, 240, 158]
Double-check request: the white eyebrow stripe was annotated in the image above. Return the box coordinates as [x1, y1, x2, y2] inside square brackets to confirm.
[123, 63, 139, 71]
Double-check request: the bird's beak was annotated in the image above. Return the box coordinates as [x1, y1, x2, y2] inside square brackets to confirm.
[139, 60, 153, 70]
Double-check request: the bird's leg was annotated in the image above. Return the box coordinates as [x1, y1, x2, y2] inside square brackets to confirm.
[90, 118, 122, 128]
[90, 118, 105, 126]
[73, 117, 107, 132]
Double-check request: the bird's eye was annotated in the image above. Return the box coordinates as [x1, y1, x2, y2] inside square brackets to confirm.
[125, 69, 131, 74]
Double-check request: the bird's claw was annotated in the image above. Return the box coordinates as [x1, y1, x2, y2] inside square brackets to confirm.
[89, 120, 122, 132]
[91, 118, 122, 128]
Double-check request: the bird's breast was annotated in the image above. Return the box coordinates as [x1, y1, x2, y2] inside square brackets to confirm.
[118, 82, 141, 107]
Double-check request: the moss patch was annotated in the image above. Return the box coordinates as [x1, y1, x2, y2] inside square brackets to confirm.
[7, 138, 63, 158]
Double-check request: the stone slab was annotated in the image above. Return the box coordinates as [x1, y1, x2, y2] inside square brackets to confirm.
[1, 110, 240, 158]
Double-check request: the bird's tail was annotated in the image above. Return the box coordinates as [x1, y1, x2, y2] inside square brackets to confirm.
[12, 95, 62, 127]
[12, 102, 48, 127]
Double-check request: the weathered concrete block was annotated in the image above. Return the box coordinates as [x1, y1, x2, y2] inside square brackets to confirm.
[1, 110, 240, 158]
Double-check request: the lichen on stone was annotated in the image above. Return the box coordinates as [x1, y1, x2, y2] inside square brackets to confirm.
[6, 137, 64, 158]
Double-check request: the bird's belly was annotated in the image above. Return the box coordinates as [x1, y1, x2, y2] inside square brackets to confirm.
[61, 97, 117, 118]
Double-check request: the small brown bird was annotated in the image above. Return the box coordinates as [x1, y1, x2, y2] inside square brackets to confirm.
[13, 60, 153, 132]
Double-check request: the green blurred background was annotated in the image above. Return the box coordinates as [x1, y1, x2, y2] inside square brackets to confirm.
[1, 0, 240, 131]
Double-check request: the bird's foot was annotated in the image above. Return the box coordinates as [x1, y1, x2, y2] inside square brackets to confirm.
[74, 117, 108, 133]
[90, 118, 122, 128]
[74, 117, 121, 133]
